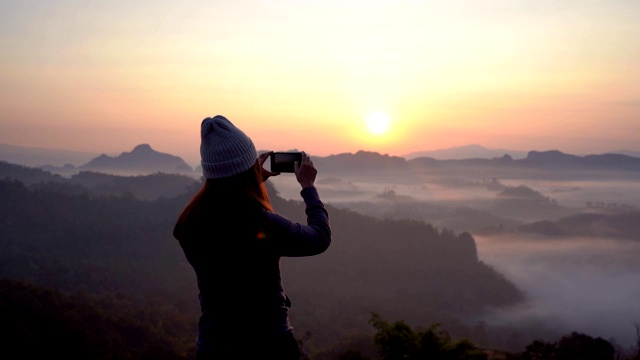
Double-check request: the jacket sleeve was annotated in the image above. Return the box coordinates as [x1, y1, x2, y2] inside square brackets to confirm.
[267, 186, 332, 257]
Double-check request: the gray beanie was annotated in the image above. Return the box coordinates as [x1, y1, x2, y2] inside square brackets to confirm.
[200, 115, 257, 179]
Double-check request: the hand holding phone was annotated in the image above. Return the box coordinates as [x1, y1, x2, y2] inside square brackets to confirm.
[293, 152, 317, 189]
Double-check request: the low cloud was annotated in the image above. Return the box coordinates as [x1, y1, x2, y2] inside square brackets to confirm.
[475, 235, 640, 348]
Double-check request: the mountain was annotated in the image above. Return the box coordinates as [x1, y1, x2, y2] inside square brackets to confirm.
[313, 150, 411, 176]
[0, 143, 99, 167]
[0, 160, 67, 185]
[0, 161, 200, 200]
[403, 144, 528, 160]
[79, 144, 193, 175]
[520, 150, 640, 170]
[305, 149, 640, 183]
[607, 149, 640, 158]
[0, 143, 196, 176]
[6, 141, 639, 180]
[0, 172, 525, 350]
[403, 150, 640, 181]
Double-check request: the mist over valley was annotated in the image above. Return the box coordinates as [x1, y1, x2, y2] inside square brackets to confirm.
[268, 149, 640, 350]
[2, 144, 640, 356]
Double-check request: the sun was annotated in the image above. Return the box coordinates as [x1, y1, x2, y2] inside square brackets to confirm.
[366, 112, 391, 135]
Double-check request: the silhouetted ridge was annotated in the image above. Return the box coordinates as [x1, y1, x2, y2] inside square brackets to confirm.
[403, 149, 640, 177]
[0, 160, 66, 185]
[315, 150, 410, 174]
[524, 150, 580, 165]
[403, 144, 528, 160]
[0, 160, 200, 200]
[132, 143, 153, 152]
[522, 150, 640, 170]
[80, 144, 193, 174]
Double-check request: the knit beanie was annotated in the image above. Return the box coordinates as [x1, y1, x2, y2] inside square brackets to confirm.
[200, 115, 257, 179]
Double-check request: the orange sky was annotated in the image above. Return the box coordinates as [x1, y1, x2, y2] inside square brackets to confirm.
[1, 0, 639, 166]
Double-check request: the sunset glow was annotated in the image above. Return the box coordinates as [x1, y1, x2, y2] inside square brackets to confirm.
[0, 0, 639, 165]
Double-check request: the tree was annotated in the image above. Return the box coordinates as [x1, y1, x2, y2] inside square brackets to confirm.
[369, 312, 488, 360]
[518, 332, 616, 360]
[554, 332, 614, 360]
[370, 312, 419, 360]
[523, 340, 556, 360]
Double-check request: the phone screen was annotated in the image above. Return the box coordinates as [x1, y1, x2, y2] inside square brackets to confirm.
[271, 152, 302, 173]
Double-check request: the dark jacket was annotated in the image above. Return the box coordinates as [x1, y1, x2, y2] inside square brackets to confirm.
[174, 186, 331, 353]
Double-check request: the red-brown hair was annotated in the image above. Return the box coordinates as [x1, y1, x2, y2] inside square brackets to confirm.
[173, 162, 272, 241]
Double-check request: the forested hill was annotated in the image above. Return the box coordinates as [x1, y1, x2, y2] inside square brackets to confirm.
[0, 167, 525, 350]
[0, 277, 193, 359]
[0, 160, 200, 200]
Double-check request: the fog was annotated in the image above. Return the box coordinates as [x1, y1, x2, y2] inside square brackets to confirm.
[272, 174, 640, 210]
[269, 171, 640, 348]
[475, 235, 640, 348]
[270, 174, 499, 204]
[498, 179, 640, 209]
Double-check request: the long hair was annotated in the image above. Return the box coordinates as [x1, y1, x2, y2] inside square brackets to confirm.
[173, 161, 272, 241]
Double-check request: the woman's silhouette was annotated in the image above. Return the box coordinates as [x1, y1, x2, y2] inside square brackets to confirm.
[173, 115, 331, 359]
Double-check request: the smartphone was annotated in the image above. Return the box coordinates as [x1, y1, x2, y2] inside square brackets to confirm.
[270, 151, 302, 173]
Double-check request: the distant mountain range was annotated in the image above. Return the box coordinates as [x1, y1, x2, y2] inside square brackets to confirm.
[0, 143, 194, 176]
[11, 144, 195, 176]
[413, 149, 640, 169]
[0, 143, 100, 167]
[608, 149, 640, 158]
[402, 144, 640, 160]
[2, 142, 640, 178]
[312, 149, 640, 177]
[403, 144, 640, 160]
[403, 144, 529, 160]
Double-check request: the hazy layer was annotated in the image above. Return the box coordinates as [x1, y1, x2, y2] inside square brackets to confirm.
[269, 172, 640, 349]
[475, 234, 640, 348]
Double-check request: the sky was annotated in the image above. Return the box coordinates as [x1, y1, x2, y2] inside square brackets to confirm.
[1, 0, 639, 165]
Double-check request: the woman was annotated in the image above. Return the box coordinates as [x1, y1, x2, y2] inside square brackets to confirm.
[173, 115, 331, 359]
